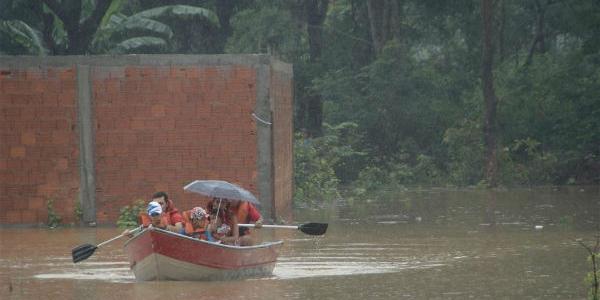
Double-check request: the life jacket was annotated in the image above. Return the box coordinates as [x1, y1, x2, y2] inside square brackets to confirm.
[164, 199, 183, 225]
[138, 212, 169, 228]
[182, 210, 207, 240]
[236, 202, 250, 223]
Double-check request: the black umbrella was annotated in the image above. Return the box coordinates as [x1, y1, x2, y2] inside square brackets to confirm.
[183, 180, 259, 205]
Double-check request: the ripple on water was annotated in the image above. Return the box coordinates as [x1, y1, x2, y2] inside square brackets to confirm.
[273, 241, 453, 279]
[26, 255, 135, 283]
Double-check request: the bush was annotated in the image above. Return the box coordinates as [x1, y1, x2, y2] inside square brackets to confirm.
[46, 198, 62, 228]
[293, 133, 340, 206]
[117, 199, 145, 228]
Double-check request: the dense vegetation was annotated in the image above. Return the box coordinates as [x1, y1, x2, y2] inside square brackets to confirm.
[2, 0, 599, 200]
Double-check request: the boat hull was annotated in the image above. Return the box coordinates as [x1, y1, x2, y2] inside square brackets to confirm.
[123, 228, 283, 281]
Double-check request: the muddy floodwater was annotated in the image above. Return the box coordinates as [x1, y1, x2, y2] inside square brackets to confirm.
[1, 186, 598, 299]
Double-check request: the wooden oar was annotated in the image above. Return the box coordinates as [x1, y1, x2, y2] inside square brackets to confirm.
[239, 222, 328, 236]
[71, 226, 141, 263]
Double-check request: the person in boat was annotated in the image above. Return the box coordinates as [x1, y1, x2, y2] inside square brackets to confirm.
[150, 191, 183, 233]
[208, 198, 263, 246]
[181, 207, 209, 239]
[122, 201, 168, 237]
[145, 201, 167, 228]
[205, 208, 231, 243]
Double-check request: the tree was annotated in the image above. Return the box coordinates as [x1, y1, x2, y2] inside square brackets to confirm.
[41, 0, 112, 54]
[303, 0, 329, 137]
[366, 0, 401, 55]
[481, 0, 498, 187]
[92, 5, 219, 54]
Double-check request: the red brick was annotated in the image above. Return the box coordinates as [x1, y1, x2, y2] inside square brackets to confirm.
[58, 91, 76, 106]
[105, 79, 120, 94]
[21, 210, 37, 223]
[49, 132, 67, 145]
[169, 67, 187, 78]
[10, 146, 26, 158]
[140, 67, 158, 78]
[55, 158, 69, 170]
[124, 67, 141, 78]
[6, 210, 21, 223]
[150, 104, 165, 117]
[21, 131, 36, 145]
[27, 197, 45, 210]
[41, 92, 59, 106]
[37, 182, 59, 196]
[59, 68, 75, 81]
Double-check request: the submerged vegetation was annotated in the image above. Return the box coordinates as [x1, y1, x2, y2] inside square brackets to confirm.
[579, 237, 600, 300]
[46, 198, 62, 228]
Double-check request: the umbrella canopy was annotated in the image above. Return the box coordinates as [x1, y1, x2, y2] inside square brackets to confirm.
[183, 180, 259, 205]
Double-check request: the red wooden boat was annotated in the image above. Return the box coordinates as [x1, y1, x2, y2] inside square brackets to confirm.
[123, 227, 283, 281]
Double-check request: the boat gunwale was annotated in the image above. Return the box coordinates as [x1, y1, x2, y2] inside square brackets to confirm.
[123, 227, 284, 250]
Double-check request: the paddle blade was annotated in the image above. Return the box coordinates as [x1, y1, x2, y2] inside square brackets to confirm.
[298, 223, 328, 235]
[72, 243, 98, 263]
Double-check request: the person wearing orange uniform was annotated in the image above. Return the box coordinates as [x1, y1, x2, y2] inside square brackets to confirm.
[181, 207, 209, 240]
[213, 199, 263, 246]
[151, 192, 183, 233]
[122, 201, 168, 237]
[139, 201, 169, 228]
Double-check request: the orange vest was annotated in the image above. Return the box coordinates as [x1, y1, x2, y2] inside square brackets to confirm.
[138, 212, 169, 228]
[182, 210, 207, 239]
[236, 202, 250, 223]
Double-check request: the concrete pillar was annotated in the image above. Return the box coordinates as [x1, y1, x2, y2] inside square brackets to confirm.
[76, 65, 96, 225]
[255, 59, 274, 221]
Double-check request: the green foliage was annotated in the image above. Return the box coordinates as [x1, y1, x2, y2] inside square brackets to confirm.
[443, 119, 484, 185]
[294, 122, 365, 206]
[74, 200, 83, 223]
[293, 133, 339, 206]
[116, 199, 145, 229]
[497, 138, 559, 185]
[92, 5, 219, 54]
[46, 198, 62, 228]
[226, 5, 305, 61]
[584, 252, 600, 300]
[0, 20, 46, 55]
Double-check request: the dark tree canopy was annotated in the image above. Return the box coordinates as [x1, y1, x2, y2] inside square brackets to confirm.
[2, 0, 599, 187]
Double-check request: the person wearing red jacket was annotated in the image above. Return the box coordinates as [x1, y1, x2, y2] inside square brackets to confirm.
[150, 191, 183, 233]
[208, 198, 263, 246]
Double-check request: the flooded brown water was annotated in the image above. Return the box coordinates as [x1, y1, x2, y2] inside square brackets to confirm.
[1, 186, 598, 299]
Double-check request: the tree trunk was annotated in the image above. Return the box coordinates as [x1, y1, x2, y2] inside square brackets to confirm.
[367, 0, 402, 55]
[481, 0, 498, 188]
[366, 0, 384, 55]
[304, 0, 328, 137]
[498, 0, 506, 62]
[215, 0, 235, 52]
[525, 0, 547, 66]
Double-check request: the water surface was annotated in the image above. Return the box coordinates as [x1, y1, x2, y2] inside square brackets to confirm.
[1, 186, 598, 299]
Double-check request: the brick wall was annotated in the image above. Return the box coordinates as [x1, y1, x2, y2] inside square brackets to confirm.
[0, 68, 80, 224]
[0, 55, 293, 226]
[92, 65, 258, 223]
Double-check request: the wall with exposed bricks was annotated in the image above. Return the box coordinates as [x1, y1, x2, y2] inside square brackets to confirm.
[0, 55, 293, 226]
